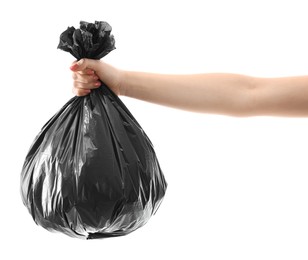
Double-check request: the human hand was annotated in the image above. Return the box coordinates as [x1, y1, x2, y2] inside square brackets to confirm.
[70, 59, 124, 96]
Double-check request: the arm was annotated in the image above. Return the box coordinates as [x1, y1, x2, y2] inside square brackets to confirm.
[71, 59, 308, 117]
[123, 72, 308, 117]
[123, 72, 255, 116]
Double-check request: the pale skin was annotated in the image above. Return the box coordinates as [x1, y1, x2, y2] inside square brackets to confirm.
[70, 59, 308, 117]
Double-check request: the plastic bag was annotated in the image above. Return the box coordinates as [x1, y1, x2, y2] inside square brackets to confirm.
[20, 21, 167, 239]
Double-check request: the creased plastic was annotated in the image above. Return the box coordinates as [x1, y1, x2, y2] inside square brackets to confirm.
[20, 21, 167, 239]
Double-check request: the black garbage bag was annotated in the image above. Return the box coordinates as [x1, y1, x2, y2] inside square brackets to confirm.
[20, 21, 167, 239]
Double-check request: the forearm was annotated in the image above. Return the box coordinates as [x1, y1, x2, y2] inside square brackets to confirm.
[122, 71, 257, 116]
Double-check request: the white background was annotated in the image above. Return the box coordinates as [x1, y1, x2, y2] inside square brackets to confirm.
[1, 0, 308, 259]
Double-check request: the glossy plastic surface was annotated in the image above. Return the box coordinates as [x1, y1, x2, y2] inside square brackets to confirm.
[20, 21, 167, 239]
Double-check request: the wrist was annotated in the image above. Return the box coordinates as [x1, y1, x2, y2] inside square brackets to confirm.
[119, 70, 129, 96]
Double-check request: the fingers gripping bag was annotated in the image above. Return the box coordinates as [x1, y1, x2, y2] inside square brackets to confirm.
[20, 21, 167, 239]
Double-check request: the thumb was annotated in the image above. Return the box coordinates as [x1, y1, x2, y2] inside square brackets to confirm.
[70, 58, 90, 71]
